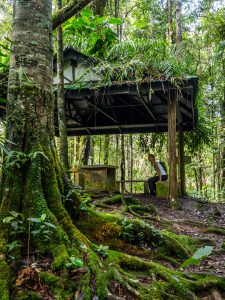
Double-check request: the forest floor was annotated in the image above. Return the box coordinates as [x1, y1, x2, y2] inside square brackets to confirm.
[95, 194, 225, 282]
[14, 193, 225, 300]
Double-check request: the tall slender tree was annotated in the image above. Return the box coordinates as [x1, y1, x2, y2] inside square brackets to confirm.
[57, 0, 69, 171]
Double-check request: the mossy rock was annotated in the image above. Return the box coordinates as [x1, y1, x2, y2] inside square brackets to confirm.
[156, 181, 169, 199]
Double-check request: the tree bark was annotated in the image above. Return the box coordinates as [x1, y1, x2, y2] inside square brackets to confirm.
[121, 134, 125, 193]
[168, 89, 178, 207]
[178, 125, 185, 196]
[81, 136, 91, 165]
[93, 0, 107, 16]
[104, 135, 110, 165]
[175, 0, 182, 45]
[57, 0, 69, 171]
[53, 0, 93, 30]
[166, 0, 173, 44]
[0, 1, 81, 296]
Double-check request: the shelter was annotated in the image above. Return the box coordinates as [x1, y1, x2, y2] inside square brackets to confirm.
[53, 48, 198, 202]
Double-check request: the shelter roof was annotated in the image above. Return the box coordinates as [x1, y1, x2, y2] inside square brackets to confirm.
[57, 76, 198, 136]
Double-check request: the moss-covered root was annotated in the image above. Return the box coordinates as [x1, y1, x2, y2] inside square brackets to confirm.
[98, 194, 140, 206]
[124, 204, 157, 216]
[105, 251, 225, 300]
[76, 209, 192, 259]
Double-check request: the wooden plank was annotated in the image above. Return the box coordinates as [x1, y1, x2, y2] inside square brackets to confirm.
[168, 89, 178, 207]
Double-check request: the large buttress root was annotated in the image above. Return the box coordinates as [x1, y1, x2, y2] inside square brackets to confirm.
[0, 152, 225, 299]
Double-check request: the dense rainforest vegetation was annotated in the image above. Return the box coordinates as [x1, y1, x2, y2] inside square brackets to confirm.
[0, 0, 224, 299]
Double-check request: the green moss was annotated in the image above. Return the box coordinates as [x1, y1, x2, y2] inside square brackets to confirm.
[0, 258, 10, 300]
[53, 287, 73, 300]
[14, 291, 42, 300]
[99, 194, 140, 206]
[156, 181, 169, 198]
[41, 272, 61, 286]
[80, 272, 92, 299]
[124, 204, 157, 216]
[100, 194, 123, 205]
[161, 230, 195, 258]
[0, 279, 9, 300]
[123, 196, 140, 205]
[52, 243, 69, 269]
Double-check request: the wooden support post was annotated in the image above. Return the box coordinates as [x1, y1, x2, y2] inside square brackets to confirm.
[178, 124, 185, 196]
[168, 89, 178, 208]
[130, 134, 133, 194]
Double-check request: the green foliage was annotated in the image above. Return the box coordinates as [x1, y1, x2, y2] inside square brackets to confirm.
[5, 151, 49, 170]
[95, 244, 109, 258]
[0, 40, 10, 71]
[28, 214, 57, 242]
[65, 256, 84, 269]
[3, 211, 25, 261]
[3, 211, 25, 237]
[79, 199, 91, 211]
[62, 9, 120, 58]
[180, 246, 213, 268]
[119, 218, 134, 241]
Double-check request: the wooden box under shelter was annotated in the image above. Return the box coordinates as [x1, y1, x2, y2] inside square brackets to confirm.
[79, 165, 117, 192]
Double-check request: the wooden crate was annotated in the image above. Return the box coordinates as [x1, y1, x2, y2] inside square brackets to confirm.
[79, 165, 117, 192]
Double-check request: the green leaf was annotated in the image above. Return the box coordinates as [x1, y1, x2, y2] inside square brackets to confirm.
[10, 211, 21, 218]
[109, 18, 122, 25]
[81, 9, 93, 17]
[180, 246, 213, 268]
[28, 218, 41, 223]
[74, 259, 84, 267]
[40, 213, 47, 221]
[31, 229, 41, 236]
[44, 222, 56, 230]
[192, 246, 213, 260]
[180, 257, 200, 268]
[3, 216, 14, 224]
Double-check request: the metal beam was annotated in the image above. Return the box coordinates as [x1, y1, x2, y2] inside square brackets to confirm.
[137, 94, 157, 121]
[85, 98, 118, 124]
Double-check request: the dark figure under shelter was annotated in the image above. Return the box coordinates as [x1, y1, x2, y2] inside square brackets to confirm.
[147, 154, 168, 196]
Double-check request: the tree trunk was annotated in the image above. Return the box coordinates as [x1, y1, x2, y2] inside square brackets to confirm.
[168, 89, 178, 207]
[121, 134, 125, 193]
[104, 135, 110, 165]
[57, 0, 69, 171]
[93, 0, 107, 16]
[75, 136, 81, 164]
[166, 0, 173, 44]
[81, 136, 91, 165]
[0, 1, 81, 297]
[175, 0, 182, 45]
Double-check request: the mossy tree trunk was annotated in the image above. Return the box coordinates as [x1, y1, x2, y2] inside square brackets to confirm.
[0, 1, 81, 297]
[57, 0, 69, 171]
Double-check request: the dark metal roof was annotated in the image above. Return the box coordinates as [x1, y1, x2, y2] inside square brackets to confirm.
[55, 77, 198, 136]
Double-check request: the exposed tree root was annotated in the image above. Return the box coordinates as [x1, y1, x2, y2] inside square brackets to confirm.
[1, 160, 225, 300]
